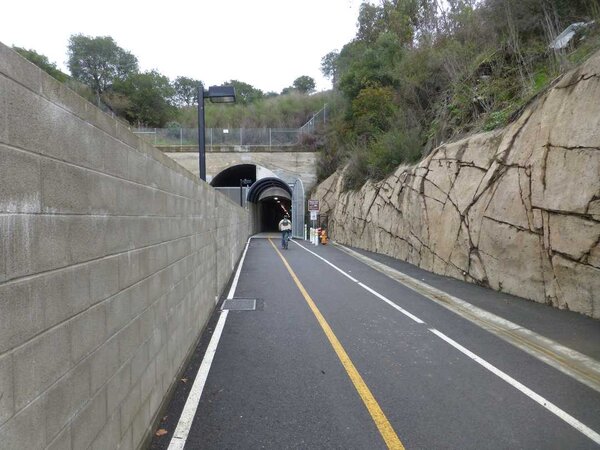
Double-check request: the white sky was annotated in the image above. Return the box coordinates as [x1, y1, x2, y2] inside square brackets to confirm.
[1, 0, 367, 93]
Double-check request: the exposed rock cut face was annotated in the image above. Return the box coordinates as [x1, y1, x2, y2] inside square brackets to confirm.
[314, 51, 600, 319]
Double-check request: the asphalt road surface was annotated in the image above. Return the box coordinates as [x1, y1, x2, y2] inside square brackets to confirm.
[150, 236, 600, 450]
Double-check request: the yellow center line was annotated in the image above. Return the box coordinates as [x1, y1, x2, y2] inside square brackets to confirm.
[268, 239, 405, 450]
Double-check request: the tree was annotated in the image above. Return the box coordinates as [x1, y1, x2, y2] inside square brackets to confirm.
[356, 1, 415, 45]
[293, 75, 316, 94]
[173, 76, 200, 106]
[357, 2, 386, 43]
[67, 34, 138, 105]
[321, 51, 340, 86]
[336, 34, 403, 100]
[223, 80, 265, 104]
[112, 70, 176, 127]
[350, 85, 397, 137]
[12, 47, 69, 82]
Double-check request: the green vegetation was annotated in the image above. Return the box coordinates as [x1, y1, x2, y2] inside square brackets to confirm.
[175, 90, 336, 129]
[68, 35, 139, 106]
[316, 0, 600, 190]
[173, 76, 200, 106]
[110, 70, 176, 126]
[12, 35, 322, 128]
[12, 0, 600, 182]
[292, 76, 317, 94]
[12, 47, 69, 82]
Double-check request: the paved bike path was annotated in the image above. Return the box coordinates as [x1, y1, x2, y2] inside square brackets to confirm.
[150, 237, 600, 449]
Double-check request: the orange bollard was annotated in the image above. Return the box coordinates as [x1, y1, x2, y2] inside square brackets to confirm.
[320, 230, 328, 245]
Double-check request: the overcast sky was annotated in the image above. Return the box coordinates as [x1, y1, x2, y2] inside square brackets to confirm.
[2, 0, 367, 93]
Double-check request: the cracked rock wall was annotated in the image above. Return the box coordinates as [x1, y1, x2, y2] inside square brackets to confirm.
[314, 51, 600, 319]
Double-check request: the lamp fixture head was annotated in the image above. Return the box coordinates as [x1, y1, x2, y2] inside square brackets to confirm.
[205, 85, 236, 103]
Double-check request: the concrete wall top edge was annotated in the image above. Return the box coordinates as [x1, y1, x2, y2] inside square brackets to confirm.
[0, 41, 203, 189]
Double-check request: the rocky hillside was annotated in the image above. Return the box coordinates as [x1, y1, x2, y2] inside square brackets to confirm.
[314, 50, 600, 319]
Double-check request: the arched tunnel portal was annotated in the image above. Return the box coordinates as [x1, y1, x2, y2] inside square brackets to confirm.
[210, 164, 256, 188]
[210, 164, 293, 233]
[247, 178, 292, 232]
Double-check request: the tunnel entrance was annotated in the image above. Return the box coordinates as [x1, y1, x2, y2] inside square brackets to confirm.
[211, 164, 301, 234]
[210, 164, 257, 187]
[247, 177, 293, 232]
[259, 197, 292, 231]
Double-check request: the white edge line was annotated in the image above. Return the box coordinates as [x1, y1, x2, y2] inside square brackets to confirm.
[335, 242, 600, 390]
[227, 237, 252, 300]
[168, 237, 252, 450]
[294, 239, 600, 444]
[293, 240, 359, 282]
[293, 240, 423, 324]
[168, 311, 229, 449]
[358, 282, 425, 324]
[430, 328, 600, 445]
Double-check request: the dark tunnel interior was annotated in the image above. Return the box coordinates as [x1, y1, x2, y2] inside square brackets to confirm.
[260, 197, 292, 231]
[211, 164, 256, 187]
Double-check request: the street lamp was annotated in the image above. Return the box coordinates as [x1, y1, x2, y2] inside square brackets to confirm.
[198, 84, 236, 181]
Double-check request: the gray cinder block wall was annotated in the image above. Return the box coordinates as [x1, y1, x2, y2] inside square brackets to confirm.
[0, 42, 252, 449]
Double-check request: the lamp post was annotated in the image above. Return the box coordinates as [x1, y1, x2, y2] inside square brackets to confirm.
[197, 84, 236, 181]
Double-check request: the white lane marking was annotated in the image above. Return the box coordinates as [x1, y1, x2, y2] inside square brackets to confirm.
[293, 240, 600, 444]
[168, 238, 252, 450]
[168, 311, 229, 450]
[334, 243, 600, 394]
[292, 240, 359, 282]
[293, 240, 423, 324]
[430, 328, 600, 445]
[358, 282, 425, 324]
[227, 238, 251, 299]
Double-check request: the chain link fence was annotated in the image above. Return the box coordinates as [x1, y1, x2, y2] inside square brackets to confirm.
[133, 104, 329, 148]
[133, 127, 304, 147]
[299, 104, 328, 135]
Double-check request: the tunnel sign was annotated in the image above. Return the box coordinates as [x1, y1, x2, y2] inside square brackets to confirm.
[308, 200, 319, 211]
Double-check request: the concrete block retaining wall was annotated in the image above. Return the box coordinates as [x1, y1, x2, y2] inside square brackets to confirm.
[0, 43, 252, 449]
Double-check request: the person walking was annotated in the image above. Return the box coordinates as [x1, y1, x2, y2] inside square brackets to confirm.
[278, 214, 292, 249]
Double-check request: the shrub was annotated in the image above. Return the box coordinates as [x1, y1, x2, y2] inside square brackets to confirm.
[366, 128, 421, 181]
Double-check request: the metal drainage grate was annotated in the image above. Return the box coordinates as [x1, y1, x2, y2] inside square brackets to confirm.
[221, 298, 257, 311]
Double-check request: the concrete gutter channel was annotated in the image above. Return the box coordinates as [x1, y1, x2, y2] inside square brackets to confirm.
[333, 242, 600, 394]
